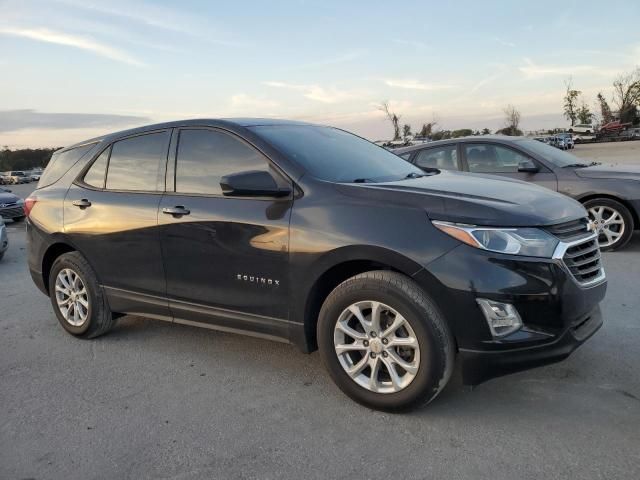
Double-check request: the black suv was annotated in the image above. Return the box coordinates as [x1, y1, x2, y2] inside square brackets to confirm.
[27, 119, 606, 411]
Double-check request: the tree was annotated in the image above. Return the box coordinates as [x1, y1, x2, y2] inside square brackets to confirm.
[596, 92, 614, 124]
[402, 124, 412, 140]
[378, 101, 401, 140]
[577, 102, 593, 124]
[563, 77, 581, 126]
[481, 127, 491, 135]
[502, 104, 522, 136]
[612, 68, 640, 124]
[451, 128, 473, 138]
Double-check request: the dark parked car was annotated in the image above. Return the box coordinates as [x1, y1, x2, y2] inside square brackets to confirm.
[0, 187, 26, 222]
[396, 135, 640, 251]
[27, 120, 606, 411]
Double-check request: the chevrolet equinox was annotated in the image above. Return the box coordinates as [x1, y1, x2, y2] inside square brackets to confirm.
[27, 119, 606, 411]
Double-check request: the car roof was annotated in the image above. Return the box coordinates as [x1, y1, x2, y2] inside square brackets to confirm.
[61, 118, 321, 151]
[393, 135, 530, 155]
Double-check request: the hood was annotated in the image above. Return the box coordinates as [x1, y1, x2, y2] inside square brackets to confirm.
[574, 164, 640, 181]
[337, 171, 586, 227]
[0, 192, 20, 205]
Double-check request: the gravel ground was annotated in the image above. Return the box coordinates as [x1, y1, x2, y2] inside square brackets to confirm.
[1, 154, 639, 479]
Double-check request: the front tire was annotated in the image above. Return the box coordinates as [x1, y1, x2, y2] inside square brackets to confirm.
[49, 252, 116, 338]
[318, 271, 455, 411]
[584, 198, 634, 251]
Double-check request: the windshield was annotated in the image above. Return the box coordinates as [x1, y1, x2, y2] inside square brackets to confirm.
[251, 125, 424, 182]
[516, 138, 586, 167]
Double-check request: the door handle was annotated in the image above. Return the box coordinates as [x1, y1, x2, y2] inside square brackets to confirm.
[72, 199, 92, 208]
[162, 206, 190, 216]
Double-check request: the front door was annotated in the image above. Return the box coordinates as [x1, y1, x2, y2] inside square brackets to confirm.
[64, 130, 171, 317]
[461, 142, 558, 191]
[158, 127, 292, 330]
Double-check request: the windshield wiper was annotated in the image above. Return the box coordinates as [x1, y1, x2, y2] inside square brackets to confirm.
[352, 178, 376, 183]
[562, 163, 590, 168]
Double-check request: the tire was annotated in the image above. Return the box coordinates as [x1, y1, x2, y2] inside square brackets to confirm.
[0, 252, 4, 261]
[48, 251, 116, 338]
[12, 216, 25, 222]
[583, 198, 634, 251]
[568, 129, 574, 133]
[586, 130, 591, 135]
[317, 270, 455, 412]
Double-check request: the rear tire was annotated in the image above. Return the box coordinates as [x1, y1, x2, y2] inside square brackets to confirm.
[12, 216, 25, 222]
[584, 198, 634, 251]
[48, 252, 116, 338]
[318, 271, 455, 412]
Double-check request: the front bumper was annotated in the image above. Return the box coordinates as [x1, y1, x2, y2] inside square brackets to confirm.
[415, 242, 607, 385]
[0, 204, 25, 220]
[459, 305, 602, 385]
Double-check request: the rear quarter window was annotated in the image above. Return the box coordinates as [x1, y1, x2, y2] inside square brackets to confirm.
[38, 143, 98, 188]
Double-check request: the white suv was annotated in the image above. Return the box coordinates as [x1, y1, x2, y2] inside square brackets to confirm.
[568, 124, 596, 134]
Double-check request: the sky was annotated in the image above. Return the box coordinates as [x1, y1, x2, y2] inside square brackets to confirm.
[1, 0, 639, 148]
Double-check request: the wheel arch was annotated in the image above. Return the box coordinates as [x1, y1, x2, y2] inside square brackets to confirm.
[41, 242, 76, 294]
[577, 193, 638, 230]
[295, 246, 424, 353]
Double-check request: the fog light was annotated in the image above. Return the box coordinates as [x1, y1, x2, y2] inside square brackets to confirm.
[476, 299, 523, 337]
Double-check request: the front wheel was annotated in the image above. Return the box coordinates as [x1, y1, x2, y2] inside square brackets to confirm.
[584, 198, 634, 251]
[318, 271, 455, 411]
[49, 252, 116, 338]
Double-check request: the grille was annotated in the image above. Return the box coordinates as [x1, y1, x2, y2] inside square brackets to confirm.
[0, 205, 24, 218]
[563, 238, 603, 285]
[546, 218, 590, 241]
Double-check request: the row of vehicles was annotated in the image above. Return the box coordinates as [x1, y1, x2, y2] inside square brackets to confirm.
[0, 170, 43, 185]
[24, 118, 626, 411]
[534, 133, 574, 150]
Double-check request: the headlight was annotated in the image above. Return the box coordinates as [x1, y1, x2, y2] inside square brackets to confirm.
[433, 221, 559, 258]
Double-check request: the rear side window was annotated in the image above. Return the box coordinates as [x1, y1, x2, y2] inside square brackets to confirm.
[175, 129, 270, 195]
[106, 132, 169, 191]
[83, 148, 110, 188]
[39, 143, 97, 188]
[415, 146, 458, 170]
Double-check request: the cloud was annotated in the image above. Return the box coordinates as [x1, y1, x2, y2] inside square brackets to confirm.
[230, 94, 279, 110]
[58, 0, 246, 47]
[264, 81, 363, 103]
[383, 79, 455, 91]
[0, 110, 149, 132]
[493, 37, 515, 48]
[518, 58, 617, 78]
[0, 27, 144, 66]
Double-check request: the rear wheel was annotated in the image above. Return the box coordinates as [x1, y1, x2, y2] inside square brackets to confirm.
[12, 216, 25, 222]
[318, 271, 455, 411]
[49, 252, 116, 338]
[584, 198, 634, 251]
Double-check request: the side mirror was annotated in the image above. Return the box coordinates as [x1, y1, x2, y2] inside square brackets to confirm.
[518, 160, 539, 173]
[220, 170, 291, 198]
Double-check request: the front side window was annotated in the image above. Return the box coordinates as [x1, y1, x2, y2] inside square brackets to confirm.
[175, 129, 270, 195]
[415, 145, 458, 170]
[106, 132, 169, 191]
[251, 125, 423, 183]
[464, 143, 531, 173]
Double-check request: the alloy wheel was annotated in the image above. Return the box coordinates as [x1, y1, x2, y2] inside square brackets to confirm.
[55, 268, 89, 327]
[588, 205, 625, 248]
[333, 300, 420, 394]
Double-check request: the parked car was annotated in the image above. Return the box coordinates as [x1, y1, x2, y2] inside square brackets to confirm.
[0, 187, 26, 222]
[568, 124, 596, 135]
[29, 171, 43, 182]
[396, 135, 640, 250]
[556, 133, 574, 149]
[8, 171, 30, 184]
[27, 119, 606, 411]
[0, 219, 7, 261]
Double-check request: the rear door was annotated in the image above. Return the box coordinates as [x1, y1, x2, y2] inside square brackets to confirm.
[460, 142, 558, 191]
[64, 130, 171, 317]
[159, 127, 292, 327]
